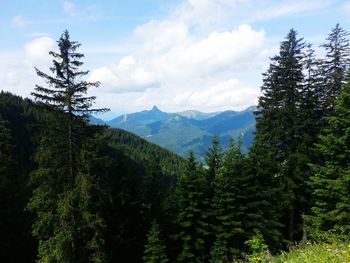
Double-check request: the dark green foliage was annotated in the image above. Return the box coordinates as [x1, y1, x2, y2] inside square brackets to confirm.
[0, 119, 16, 183]
[1, 24, 350, 263]
[176, 152, 210, 262]
[28, 30, 108, 262]
[205, 135, 222, 183]
[0, 96, 37, 261]
[141, 161, 165, 223]
[0, 90, 183, 262]
[210, 139, 245, 262]
[143, 221, 168, 263]
[32, 30, 108, 176]
[250, 29, 306, 245]
[106, 128, 183, 177]
[0, 120, 32, 261]
[308, 74, 350, 235]
[320, 24, 350, 114]
[32, 30, 107, 116]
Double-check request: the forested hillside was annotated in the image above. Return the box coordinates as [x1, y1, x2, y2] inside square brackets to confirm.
[1, 24, 350, 263]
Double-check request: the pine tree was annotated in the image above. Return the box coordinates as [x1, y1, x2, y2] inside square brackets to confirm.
[210, 139, 245, 262]
[176, 152, 210, 262]
[308, 73, 350, 235]
[28, 30, 108, 262]
[143, 221, 168, 263]
[250, 29, 306, 245]
[320, 24, 350, 114]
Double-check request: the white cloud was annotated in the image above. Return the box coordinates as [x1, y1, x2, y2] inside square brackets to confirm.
[173, 79, 258, 111]
[91, 24, 267, 93]
[87, 0, 273, 111]
[251, 0, 333, 22]
[24, 37, 55, 66]
[4, 0, 336, 114]
[156, 24, 265, 77]
[63, 1, 76, 16]
[63, 1, 99, 20]
[343, 2, 350, 13]
[11, 15, 28, 28]
[134, 20, 189, 54]
[89, 56, 158, 92]
[0, 37, 55, 98]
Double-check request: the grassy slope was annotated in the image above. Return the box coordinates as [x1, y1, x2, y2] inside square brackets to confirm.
[272, 242, 350, 263]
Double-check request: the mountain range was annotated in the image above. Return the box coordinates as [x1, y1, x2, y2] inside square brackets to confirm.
[91, 105, 256, 160]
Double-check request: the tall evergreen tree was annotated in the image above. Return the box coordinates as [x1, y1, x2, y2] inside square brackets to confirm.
[320, 24, 350, 114]
[250, 29, 306, 245]
[32, 30, 108, 176]
[210, 139, 245, 262]
[295, 44, 325, 240]
[176, 152, 210, 262]
[143, 221, 168, 263]
[308, 73, 350, 235]
[205, 136, 222, 184]
[141, 160, 164, 224]
[28, 30, 107, 262]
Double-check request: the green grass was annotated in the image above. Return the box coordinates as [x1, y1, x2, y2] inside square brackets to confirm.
[272, 242, 350, 263]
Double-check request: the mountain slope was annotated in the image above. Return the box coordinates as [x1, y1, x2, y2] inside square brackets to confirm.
[107, 106, 256, 158]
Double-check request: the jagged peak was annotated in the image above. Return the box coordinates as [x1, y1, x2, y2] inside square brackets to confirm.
[150, 105, 160, 112]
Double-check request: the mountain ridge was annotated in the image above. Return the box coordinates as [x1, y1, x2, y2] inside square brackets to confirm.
[90, 106, 257, 159]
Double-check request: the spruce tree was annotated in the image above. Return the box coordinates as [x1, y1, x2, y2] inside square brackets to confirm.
[295, 44, 325, 240]
[141, 160, 164, 223]
[28, 30, 107, 262]
[176, 152, 210, 262]
[210, 139, 245, 262]
[205, 135, 222, 183]
[308, 73, 350, 235]
[143, 221, 168, 263]
[32, 29, 108, 176]
[320, 24, 350, 114]
[250, 29, 306, 245]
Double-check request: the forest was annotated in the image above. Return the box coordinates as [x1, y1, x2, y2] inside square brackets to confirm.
[0, 23, 349, 262]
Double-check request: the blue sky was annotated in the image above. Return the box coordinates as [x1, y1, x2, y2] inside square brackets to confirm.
[1, 0, 350, 118]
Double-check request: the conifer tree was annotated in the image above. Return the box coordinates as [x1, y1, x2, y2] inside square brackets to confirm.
[205, 136, 222, 183]
[210, 139, 245, 262]
[143, 221, 168, 263]
[28, 30, 107, 262]
[295, 44, 325, 239]
[250, 29, 306, 245]
[32, 29, 108, 176]
[320, 24, 350, 114]
[308, 73, 350, 235]
[176, 152, 210, 262]
[141, 160, 164, 223]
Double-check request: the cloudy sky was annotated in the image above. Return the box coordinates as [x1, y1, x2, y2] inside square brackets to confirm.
[1, 0, 350, 118]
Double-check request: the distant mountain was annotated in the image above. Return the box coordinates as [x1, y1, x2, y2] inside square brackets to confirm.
[108, 106, 168, 126]
[107, 106, 256, 159]
[175, 110, 220, 120]
[88, 115, 105, 125]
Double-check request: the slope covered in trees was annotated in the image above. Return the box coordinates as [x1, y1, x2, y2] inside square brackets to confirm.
[1, 25, 350, 262]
